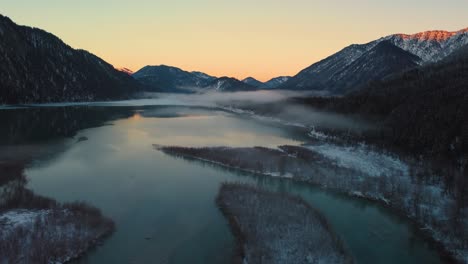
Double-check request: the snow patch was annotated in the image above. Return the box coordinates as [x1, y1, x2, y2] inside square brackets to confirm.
[308, 127, 331, 140]
[307, 143, 409, 177]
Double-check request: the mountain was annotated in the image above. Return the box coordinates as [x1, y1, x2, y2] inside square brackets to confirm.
[116, 67, 134, 75]
[327, 41, 421, 93]
[242, 76, 292, 89]
[204, 77, 257, 92]
[132, 65, 215, 93]
[298, 44, 468, 156]
[262, 76, 291, 89]
[242, 77, 264, 88]
[282, 27, 468, 94]
[192, 71, 215, 81]
[0, 14, 140, 104]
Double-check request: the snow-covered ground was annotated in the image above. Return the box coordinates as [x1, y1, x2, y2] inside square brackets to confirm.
[307, 143, 409, 177]
[308, 127, 332, 141]
[0, 209, 49, 233]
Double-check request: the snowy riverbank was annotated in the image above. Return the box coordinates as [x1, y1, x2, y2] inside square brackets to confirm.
[157, 144, 467, 263]
[0, 205, 115, 264]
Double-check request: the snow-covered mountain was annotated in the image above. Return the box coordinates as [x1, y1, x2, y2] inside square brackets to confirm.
[134, 66, 289, 92]
[281, 27, 468, 94]
[0, 14, 141, 104]
[132, 65, 216, 93]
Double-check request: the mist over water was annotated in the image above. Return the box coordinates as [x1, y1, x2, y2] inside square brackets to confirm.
[17, 90, 308, 108]
[127, 91, 373, 133]
[11, 89, 372, 134]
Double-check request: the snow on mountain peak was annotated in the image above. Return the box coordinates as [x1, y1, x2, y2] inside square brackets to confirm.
[393, 28, 468, 42]
[386, 27, 468, 63]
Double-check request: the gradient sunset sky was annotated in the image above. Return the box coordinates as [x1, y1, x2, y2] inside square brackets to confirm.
[3, 0, 467, 81]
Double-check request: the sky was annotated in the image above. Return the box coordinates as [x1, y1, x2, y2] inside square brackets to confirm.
[2, 0, 468, 81]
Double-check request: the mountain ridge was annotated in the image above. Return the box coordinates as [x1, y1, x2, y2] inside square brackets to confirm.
[262, 76, 291, 89]
[280, 26, 468, 94]
[296, 43, 468, 156]
[242, 77, 264, 88]
[392, 28, 468, 41]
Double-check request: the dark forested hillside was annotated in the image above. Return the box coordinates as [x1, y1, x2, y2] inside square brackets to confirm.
[296, 45, 468, 156]
[329, 41, 421, 93]
[0, 15, 140, 104]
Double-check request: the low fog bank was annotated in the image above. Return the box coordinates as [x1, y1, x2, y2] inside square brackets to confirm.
[18, 90, 304, 107]
[136, 90, 312, 107]
[139, 90, 373, 133]
[14, 90, 372, 134]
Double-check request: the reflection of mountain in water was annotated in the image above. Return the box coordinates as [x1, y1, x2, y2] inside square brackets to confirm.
[0, 107, 137, 145]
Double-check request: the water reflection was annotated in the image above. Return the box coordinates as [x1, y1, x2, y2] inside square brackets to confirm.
[0, 106, 135, 145]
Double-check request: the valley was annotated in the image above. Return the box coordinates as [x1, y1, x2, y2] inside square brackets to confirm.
[0, 9, 467, 264]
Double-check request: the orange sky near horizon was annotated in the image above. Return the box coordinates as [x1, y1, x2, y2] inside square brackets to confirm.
[2, 0, 468, 81]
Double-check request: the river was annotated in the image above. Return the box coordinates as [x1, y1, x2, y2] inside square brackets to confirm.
[0, 102, 443, 263]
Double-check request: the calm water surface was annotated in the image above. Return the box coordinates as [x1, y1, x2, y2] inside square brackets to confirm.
[1, 104, 443, 264]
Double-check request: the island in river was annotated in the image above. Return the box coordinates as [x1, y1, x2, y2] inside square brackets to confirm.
[217, 183, 353, 264]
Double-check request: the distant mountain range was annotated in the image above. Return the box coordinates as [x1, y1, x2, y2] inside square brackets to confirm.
[1, 12, 467, 102]
[242, 77, 264, 88]
[132, 66, 289, 92]
[132, 65, 216, 93]
[204, 77, 257, 92]
[281, 28, 468, 94]
[242, 76, 291, 89]
[134, 28, 468, 94]
[0, 14, 140, 104]
[262, 76, 291, 89]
